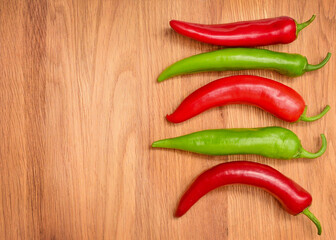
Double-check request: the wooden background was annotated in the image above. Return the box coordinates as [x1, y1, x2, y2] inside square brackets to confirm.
[0, 0, 335, 239]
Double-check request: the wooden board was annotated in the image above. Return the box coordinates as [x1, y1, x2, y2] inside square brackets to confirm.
[0, 0, 335, 239]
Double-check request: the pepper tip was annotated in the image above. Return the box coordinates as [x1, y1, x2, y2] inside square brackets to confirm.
[166, 114, 182, 123]
[174, 208, 184, 218]
[157, 75, 165, 82]
[151, 139, 167, 148]
[169, 20, 176, 27]
[166, 114, 173, 122]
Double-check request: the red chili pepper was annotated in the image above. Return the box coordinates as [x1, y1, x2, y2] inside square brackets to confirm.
[170, 15, 316, 46]
[176, 161, 322, 235]
[166, 75, 330, 123]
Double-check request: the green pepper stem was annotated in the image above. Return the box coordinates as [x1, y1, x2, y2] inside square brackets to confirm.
[299, 134, 327, 158]
[296, 15, 316, 35]
[302, 208, 322, 235]
[305, 53, 332, 72]
[299, 105, 330, 122]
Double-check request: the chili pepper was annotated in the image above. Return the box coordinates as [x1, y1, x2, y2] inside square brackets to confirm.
[170, 15, 316, 46]
[166, 75, 330, 123]
[157, 48, 331, 82]
[176, 161, 321, 235]
[151, 127, 327, 159]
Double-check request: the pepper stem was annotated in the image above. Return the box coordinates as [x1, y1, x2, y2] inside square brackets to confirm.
[299, 105, 330, 122]
[299, 134, 327, 158]
[302, 208, 322, 235]
[305, 53, 332, 72]
[296, 15, 316, 35]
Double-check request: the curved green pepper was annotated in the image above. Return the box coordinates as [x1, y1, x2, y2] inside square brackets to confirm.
[152, 127, 327, 159]
[157, 48, 331, 82]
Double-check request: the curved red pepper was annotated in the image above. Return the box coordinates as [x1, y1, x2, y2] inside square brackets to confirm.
[170, 15, 315, 46]
[166, 75, 330, 123]
[176, 161, 321, 235]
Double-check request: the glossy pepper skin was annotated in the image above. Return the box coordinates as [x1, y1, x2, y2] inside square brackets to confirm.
[157, 48, 331, 82]
[152, 127, 327, 159]
[166, 75, 330, 123]
[170, 15, 316, 46]
[176, 161, 322, 235]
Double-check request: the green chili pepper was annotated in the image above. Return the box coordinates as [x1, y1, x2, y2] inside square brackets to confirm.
[157, 48, 331, 82]
[152, 127, 327, 159]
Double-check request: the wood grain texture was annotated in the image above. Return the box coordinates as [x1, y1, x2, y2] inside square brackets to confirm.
[0, 0, 335, 239]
